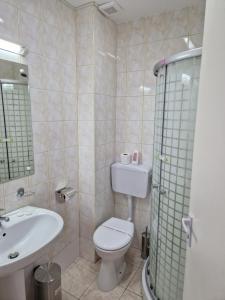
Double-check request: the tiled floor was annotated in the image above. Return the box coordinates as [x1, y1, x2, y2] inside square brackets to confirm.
[62, 248, 144, 300]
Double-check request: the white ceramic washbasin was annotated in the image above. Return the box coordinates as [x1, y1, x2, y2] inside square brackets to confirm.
[0, 206, 63, 277]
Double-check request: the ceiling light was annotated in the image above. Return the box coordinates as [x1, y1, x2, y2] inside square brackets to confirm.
[0, 18, 4, 24]
[0, 39, 26, 55]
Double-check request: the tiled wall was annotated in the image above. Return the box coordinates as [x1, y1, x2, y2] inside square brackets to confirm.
[115, 3, 205, 248]
[77, 4, 117, 261]
[94, 6, 116, 228]
[0, 0, 79, 267]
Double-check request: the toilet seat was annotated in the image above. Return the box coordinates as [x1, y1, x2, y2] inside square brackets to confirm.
[93, 218, 134, 251]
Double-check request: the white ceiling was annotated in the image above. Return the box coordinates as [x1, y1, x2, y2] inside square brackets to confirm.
[66, 0, 205, 23]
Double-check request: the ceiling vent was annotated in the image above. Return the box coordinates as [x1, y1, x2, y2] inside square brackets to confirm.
[98, 1, 122, 17]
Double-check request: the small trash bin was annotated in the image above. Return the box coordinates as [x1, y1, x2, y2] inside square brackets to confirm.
[34, 262, 62, 300]
[141, 227, 150, 259]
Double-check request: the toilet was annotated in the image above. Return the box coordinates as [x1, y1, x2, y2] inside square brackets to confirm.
[93, 162, 151, 291]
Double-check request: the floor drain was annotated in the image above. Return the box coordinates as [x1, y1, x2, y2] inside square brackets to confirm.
[8, 251, 19, 259]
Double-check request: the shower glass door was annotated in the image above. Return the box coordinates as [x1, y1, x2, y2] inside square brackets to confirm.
[0, 86, 9, 182]
[149, 54, 201, 300]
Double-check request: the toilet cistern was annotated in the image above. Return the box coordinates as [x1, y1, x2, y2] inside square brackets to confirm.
[111, 162, 152, 221]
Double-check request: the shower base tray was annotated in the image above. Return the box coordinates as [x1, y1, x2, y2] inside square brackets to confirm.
[142, 258, 157, 300]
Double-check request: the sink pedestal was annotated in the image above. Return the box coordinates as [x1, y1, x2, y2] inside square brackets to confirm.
[0, 269, 26, 300]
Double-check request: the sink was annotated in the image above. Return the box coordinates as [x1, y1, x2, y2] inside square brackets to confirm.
[0, 206, 63, 278]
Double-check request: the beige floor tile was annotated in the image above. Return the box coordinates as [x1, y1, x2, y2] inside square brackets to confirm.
[74, 256, 101, 273]
[120, 290, 142, 300]
[127, 267, 143, 296]
[62, 290, 78, 300]
[125, 248, 143, 267]
[80, 280, 125, 300]
[120, 263, 139, 288]
[62, 264, 97, 298]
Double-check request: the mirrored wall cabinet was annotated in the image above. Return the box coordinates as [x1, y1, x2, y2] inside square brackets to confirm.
[0, 59, 34, 183]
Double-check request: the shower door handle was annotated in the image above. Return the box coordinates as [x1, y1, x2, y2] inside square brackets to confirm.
[182, 216, 192, 248]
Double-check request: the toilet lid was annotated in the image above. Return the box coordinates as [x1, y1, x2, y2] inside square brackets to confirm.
[93, 218, 134, 251]
[103, 218, 134, 236]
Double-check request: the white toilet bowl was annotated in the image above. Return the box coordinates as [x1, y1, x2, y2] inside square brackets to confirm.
[93, 217, 134, 292]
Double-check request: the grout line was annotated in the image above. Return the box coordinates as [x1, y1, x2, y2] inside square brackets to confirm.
[62, 289, 79, 299]
[78, 275, 97, 299]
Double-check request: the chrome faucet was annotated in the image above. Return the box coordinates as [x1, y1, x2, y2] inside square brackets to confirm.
[0, 209, 10, 225]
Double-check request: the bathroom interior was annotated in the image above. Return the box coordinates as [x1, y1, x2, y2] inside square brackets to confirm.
[0, 0, 224, 299]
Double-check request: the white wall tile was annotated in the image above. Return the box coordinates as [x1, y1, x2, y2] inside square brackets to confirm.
[77, 34, 94, 66]
[33, 122, 49, 153]
[78, 94, 94, 121]
[0, 1, 19, 42]
[41, 22, 60, 60]
[142, 121, 154, 145]
[29, 152, 49, 186]
[19, 11, 42, 54]
[41, 0, 61, 28]
[143, 96, 155, 121]
[77, 65, 94, 94]
[47, 91, 63, 121]
[127, 19, 145, 46]
[48, 149, 65, 180]
[62, 93, 77, 121]
[188, 3, 205, 35]
[48, 122, 64, 150]
[127, 44, 145, 72]
[117, 72, 127, 96]
[167, 8, 189, 39]
[117, 47, 127, 73]
[63, 121, 78, 148]
[18, 0, 41, 18]
[78, 121, 94, 146]
[62, 64, 76, 94]
[30, 89, 48, 122]
[27, 53, 44, 89]
[127, 71, 144, 97]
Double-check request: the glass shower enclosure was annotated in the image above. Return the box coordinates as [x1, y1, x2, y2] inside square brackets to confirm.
[147, 48, 202, 300]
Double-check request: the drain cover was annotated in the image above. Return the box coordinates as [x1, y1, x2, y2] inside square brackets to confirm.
[8, 252, 19, 259]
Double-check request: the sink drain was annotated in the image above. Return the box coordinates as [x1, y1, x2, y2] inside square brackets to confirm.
[8, 251, 19, 259]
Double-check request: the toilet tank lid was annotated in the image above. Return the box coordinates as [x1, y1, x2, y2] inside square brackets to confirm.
[111, 162, 152, 174]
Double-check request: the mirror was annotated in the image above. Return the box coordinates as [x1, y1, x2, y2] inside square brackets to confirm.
[0, 59, 34, 183]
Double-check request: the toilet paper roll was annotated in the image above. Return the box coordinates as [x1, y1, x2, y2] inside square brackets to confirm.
[120, 153, 131, 165]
